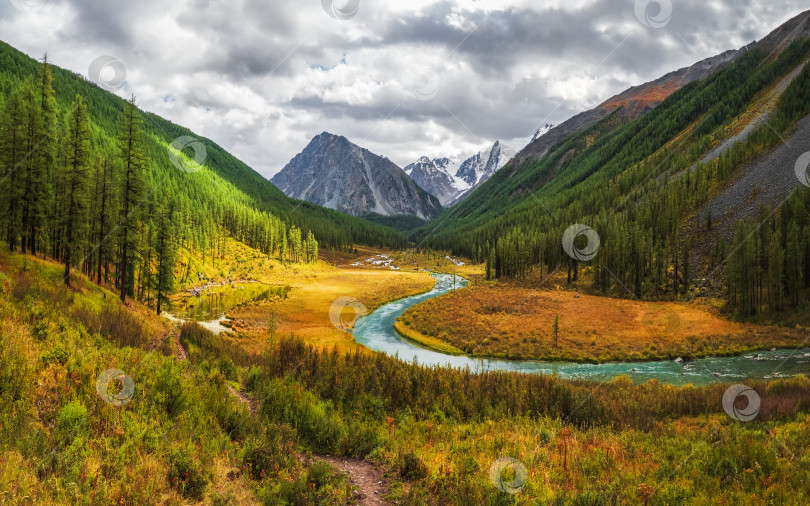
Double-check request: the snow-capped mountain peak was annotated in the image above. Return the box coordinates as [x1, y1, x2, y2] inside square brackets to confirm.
[531, 124, 555, 143]
[402, 156, 465, 206]
[403, 140, 515, 206]
[456, 140, 515, 187]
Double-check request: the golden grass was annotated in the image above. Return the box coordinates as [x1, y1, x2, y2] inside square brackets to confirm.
[0, 451, 46, 504]
[227, 267, 436, 355]
[393, 320, 464, 355]
[167, 240, 482, 358]
[397, 282, 806, 362]
[376, 415, 664, 504]
[0, 248, 172, 346]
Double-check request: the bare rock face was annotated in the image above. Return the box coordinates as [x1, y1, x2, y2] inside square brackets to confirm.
[271, 133, 441, 219]
[455, 141, 515, 187]
[404, 156, 459, 206]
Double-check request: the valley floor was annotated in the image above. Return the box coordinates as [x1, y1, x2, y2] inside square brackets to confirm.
[201, 245, 805, 365]
[226, 266, 435, 355]
[396, 277, 807, 363]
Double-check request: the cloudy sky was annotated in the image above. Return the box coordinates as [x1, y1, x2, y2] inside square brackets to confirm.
[1, 0, 807, 177]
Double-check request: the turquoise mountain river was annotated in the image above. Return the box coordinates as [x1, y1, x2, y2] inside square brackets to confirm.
[352, 273, 810, 386]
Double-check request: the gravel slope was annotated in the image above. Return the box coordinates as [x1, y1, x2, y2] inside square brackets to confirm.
[695, 113, 810, 240]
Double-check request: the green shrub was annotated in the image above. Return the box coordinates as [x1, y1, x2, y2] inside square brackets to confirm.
[242, 423, 298, 480]
[400, 452, 428, 480]
[56, 400, 88, 436]
[154, 361, 186, 416]
[270, 460, 349, 505]
[260, 379, 346, 454]
[31, 321, 48, 341]
[342, 420, 382, 458]
[244, 365, 262, 392]
[39, 346, 68, 365]
[167, 444, 209, 500]
[218, 357, 237, 381]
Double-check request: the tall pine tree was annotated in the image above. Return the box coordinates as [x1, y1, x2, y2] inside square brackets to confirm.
[61, 95, 92, 286]
[116, 96, 147, 303]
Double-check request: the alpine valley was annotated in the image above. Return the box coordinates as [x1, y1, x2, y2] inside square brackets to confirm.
[4, 5, 810, 506]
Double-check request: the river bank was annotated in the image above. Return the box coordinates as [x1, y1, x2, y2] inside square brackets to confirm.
[353, 273, 810, 385]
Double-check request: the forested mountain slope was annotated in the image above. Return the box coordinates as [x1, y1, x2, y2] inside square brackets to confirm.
[417, 15, 810, 317]
[0, 41, 406, 253]
[508, 48, 745, 172]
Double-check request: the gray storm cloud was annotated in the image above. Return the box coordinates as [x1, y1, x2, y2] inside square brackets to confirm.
[0, 0, 805, 176]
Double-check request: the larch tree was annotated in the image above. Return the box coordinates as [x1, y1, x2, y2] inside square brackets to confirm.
[116, 95, 147, 303]
[0, 84, 28, 251]
[61, 95, 92, 286]
[155, 200, 177, 314]
[17, 78, 39, 255]
[94, 155, 116, 284]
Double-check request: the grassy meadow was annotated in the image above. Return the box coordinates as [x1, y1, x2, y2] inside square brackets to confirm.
[396, 273, 808, 363]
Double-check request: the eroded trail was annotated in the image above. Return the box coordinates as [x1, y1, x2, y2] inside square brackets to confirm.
[149, 325, 186, 360]
[174, 330, 187, 360]
[306, 454, 391, 506]
[226, 384, 392, 505]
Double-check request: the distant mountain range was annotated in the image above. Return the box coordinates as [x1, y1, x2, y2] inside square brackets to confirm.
[271, 132, 441, 219]
[272, 133, 525, 215]
[403, 141, 516, 206]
